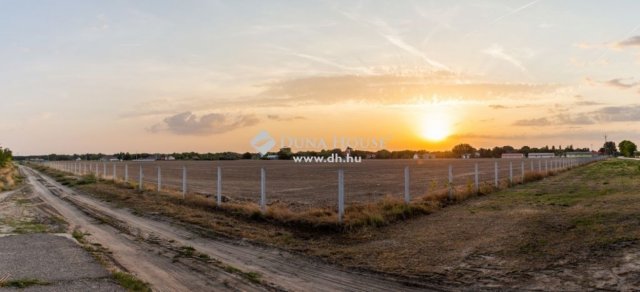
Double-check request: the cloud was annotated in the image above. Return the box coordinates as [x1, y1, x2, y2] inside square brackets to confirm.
[489, 104, 508, 109]
[513, 117, 551, 126]
[258, 74, 560, 105]
[337, 10, 450, 71]
[606, 78, 640, 89]
[266, 114, 306, 121]
[492, 0, 542, 23]
[585, 77, 640, 89]
[150, 112, 259, 135]
[615, 35, 640, 48]
[483, 44, 527, 72]
[513, 105, 640, 127]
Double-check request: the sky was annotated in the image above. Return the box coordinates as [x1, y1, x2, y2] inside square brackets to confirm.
[1, 0, 640, 155]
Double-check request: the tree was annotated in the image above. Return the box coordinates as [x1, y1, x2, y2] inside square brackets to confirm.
[603, 141, 617, 156]
[0, 147, 12, 167]
[452, 144, 476, 158]
[618, 140, 637, 157]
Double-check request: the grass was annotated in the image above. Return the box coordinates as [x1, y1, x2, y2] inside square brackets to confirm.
[112, 272, 152, 292]
[222, 265, 262, 284]
[0, 278, 50, 288]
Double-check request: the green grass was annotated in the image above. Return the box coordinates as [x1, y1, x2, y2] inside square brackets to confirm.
[112, 272, 152, 292]
[0, 278, 50, 288]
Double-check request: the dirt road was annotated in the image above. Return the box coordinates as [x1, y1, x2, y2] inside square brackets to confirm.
[21, 165, 434, 291]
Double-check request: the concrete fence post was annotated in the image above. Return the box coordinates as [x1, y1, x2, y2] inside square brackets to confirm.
[113, 164, 116, 181]
[125, 164, 129, 182]
[494, 161, 499, 188]
[448, 165, 453, 200]
[474, 163, 479, 194]
[260, 168, 266, 213]
[545, 160, 548, 173]
[521, 160, 525, 182]
[103, 163, 106, 178]
[338, 169, 345, 224]
[538, 160, 541, 172]
[509, 162, 513, 185]
[216, 166, 222, 207]
[139, 165, 143, 190]
[182, 166, 187, 199]
[404, 166, 410, 204]
[157, 167, 161, 191]
[530, 160, 534, 172]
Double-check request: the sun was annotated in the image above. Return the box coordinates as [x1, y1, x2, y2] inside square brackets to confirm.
[420, 113, 451, 142]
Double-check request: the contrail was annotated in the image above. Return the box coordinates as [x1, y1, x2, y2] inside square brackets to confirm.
[492, 0, 542, 24]
[338, 9, 450, 72]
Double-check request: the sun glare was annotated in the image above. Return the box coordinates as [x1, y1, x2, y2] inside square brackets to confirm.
[420, 113, 451, 142]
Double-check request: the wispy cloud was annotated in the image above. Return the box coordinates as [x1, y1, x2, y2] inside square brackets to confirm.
[513, 105, 640, 126]
[338, 10, 450, 71]
[483, 44, 527, 72]
[586, 77, 640, 89]
[149, 112, 259, 135]
[614, 35, 640, 48]
[271, 46, 374, 75]
[266, 114, 306, 121]
[259, 74, 560, 105]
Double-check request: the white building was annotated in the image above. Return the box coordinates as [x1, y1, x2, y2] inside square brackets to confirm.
[528, 153, 555, 159]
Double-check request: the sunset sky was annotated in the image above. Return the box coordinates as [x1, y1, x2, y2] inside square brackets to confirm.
[2, 1, 640, 155]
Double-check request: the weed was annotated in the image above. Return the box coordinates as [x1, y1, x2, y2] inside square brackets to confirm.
[112, 272, 152, 292]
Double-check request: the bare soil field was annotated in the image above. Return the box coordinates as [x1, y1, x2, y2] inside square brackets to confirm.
[56, 158, 576, 210]
[37, 159, 640, 290]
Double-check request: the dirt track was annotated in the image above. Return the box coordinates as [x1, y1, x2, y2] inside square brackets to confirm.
[21, 165, 435, 291]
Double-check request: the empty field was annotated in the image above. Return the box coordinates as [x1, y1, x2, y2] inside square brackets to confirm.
[48, 158, 593, 210]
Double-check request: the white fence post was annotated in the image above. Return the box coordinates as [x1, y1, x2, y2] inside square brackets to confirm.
[182, 166, 187, 199]
[157, 167, 161, 191]
[474, 163, 479, 194]
[448, 165, 453, 200]
[509, 162, 513, 185]
[521, 161, 525, 182]
[125, 164, 129, 182]
[338, 169, 344, 224]
[216, 166, 222, 207]
[113, 164, 116, 181]
[139, 165, 144, 190]
[103, 163, 106, 178]
[260, 168, 266, 213]
[545, 160, 548, 173]
[494, 161, 499, 188]
[530, 160, 534, 172]
[404, 166, 410, 204]
[538, 160, 541, 172]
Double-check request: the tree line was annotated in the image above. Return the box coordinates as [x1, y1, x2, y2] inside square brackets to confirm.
[14, 139, 638, 162]
[0, 147, 12, 167]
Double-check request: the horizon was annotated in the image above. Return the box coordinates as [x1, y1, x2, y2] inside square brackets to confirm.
[2, 1, 640, 155]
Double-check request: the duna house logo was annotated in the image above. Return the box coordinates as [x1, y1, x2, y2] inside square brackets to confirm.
[250, 130, 276, 156]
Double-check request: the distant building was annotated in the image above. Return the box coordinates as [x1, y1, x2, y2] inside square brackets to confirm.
[567, 152, 592, 158]
[265, 154, 279, 160]
[528, 153, 555, 159]
[461, 153, 471, 159]
[165, 156, 176, 161]
[422, 153, 436, 159]
[501, 153, 524, 159]
[412, 154, 419, 160]
[101, 156, 119, 162]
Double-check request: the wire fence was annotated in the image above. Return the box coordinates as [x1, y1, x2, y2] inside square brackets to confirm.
[42, 157, 605, 217]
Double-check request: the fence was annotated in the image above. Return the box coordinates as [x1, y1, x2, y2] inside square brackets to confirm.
[42, 157, 605, 222]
